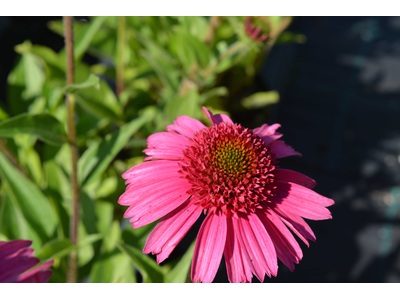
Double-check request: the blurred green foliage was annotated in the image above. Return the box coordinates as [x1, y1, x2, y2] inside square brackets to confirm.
[0, 16, 299, 282]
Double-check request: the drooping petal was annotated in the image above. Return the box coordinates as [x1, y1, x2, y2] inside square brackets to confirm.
[275, 180, 334, 207]
[257, 208, 302, 272]
[224, 216, 253, 283]
[275, 169, 316, 189]
[191, 211, 227, 283]
[253, 123, 283, 145]
[235, 212, 278, 282]
[166, 115, 206, 138]
[123, 179, 192, 228]
[271, 206, 316, 246]
[271, 182, 333, 220]
[143, 199, 202, 264]
[201, 106, 234, 125]
[268, 140, 301, 158]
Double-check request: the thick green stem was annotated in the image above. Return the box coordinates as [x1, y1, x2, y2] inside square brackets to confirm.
[116, 16, 126, 96]
[64, 16, 80, 283]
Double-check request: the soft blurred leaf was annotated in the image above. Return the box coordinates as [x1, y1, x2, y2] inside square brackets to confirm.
[78, 110, 154, 187]
[21, 52, 46, 99]
[165, 88, 200, 124]
[63, 74, 100, 94]
[0, 152, 57, 244]
[76, 79, 121, 121]
[36, 238, 72, 260]
[75, 16, 109, 61]
[241, 91, 279, 109]
[0, 113, 67, 146]
[199, 87, 228, 104]
[165, 239, 195, 283]
[90, 221, 136, 283]
[37, 234, 103, 261]
[95, 201, 114, 236]
[117, 242, 164, 283]
[0, 190, 41, 249]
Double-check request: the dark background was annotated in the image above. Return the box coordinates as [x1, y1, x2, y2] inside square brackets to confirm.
[1, 16, 400, 283]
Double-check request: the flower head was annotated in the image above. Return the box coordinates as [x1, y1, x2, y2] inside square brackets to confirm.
[0, 240, 53, 283]
[244, 16, 270, 42]
[119, 107, 334, 283]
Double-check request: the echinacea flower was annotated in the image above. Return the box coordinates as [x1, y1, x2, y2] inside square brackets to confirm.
[119, 107, 334, 283]
[244, 16, 270, 42]
[0, 240, 53, 283]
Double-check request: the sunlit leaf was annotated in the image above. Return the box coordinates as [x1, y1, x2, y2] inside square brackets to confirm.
[78, 110, 154, 187]
[117, 242, 164, 283]
[165, 239, 196, 283]
[0, 152, 58, 245]
[241, 91, 280, 109]
[63, 74, 100, 94]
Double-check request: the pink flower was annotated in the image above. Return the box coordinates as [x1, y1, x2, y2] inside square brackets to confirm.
[0, 240, 53, 283]
[119, 107, 334, 283]
[244, 16, 269, 42]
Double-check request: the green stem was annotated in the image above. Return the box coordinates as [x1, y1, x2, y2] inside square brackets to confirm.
[63, 16, 80, 283]
[116, 16, 126, 96]
[204, 16, 221, 45]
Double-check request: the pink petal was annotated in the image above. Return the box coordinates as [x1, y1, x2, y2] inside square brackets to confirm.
[253, 123, 283, 145]
[119, 165, 182, 206]
[271, 194, 332, 220]
[124, 161, 181, 186]
[123, 179, 192, 228]
[276, 181, 334, 207]
[275, 169, 316, 189]
[0, 256, 39, 283]
[191, 211, 227, 283]
[166, 116, 206, 138]
[122, 160, 179, 180]
[268, 140, 301, 158]
[224, 216, 253, 283]
[201, 106, 234, 125]
[143, 132, 189, 161]
[256, 209, 302, 272]
[143, 199, 202, 264]
[14, 260, 53, 283]
[235, 212, 278, 282]
[0, 240, 32, 260]
[271, 206, 316, 246]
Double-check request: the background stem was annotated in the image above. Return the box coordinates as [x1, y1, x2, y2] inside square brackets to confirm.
[63, 16, 80, 283]
[116, 16, 126, 96]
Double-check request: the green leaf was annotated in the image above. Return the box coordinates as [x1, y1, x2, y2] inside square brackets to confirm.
[78, 110, 154, 187]
[165, 239, 196, 283]
[0, 152, 57, 245]
[37, 234, 103, 261]
[76, 79, 121, 121]
[117, 242, 164, 283]
[63, 74, 100, 94]
[21, 52, 46, 99]
[0, 189, 41, 249]
[164, 88, 200, 125]
[241, 91, 280, 109]
[36, 238, 72, 260]
[74, 16, 109, 61]
[199, 87, 228, 104]
[0, 113, 67, 146]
